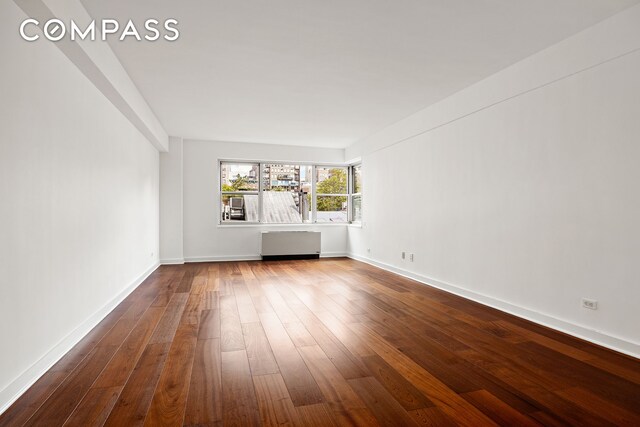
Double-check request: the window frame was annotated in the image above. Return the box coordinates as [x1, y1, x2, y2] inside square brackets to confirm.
[219, 161, 260, 224]
[349, 163, 362, 224]
[314, 165, 349, 224]
[261, 163, 313, 224]
[218, 159, 361, 225]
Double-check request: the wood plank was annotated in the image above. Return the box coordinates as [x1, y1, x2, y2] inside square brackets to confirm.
[238, 263, 257, 281]
[298, 345, 379, 426]
[93, 306, 165, 388]
[220, 294, 245, 351]
[444, 323, 571, 392]
[242, 322, 279, 375]
[63, 386, 122, 427]
[528, 410, 571, 427]
[327, 293, 368, 315]
[218, 278, 235, 296]
[516, 341, 640, 415]
[206, 271, 220, 292]
[0, 371, 67, 427]
[362, 354, 434, 411]
[408, 407, 458, 427]
[262, 284, 300, 323]
[284, 321, 317, 347]
[259, 312, 325, 406]
[250, 295, 275, 314]
[312, 309, 376, 359]
[221, 350, 261, 427]
[252, 373, 299, 426]
[234, 281, 261, 324]
[495, 320, 594, 360]
[348, 376, 419, 427]
[202, 290, 220, 310]
[151, 291, 172, 307]
[183, 339, 223, 426]
[104, 343, 171, 427]
[555, 386, 640, 425]
[303, 311, 371, 379]
[583, 356, 640, 385]
[49, 300, 133, 376]
[148, 293, 189, 344]
[348, 322, 497, 427]
[144, 324, 198, 426]
[175, 267, 194, 293]
[295, 403, 339, 427]
[198, 308, 221, 340]
[26, 313, 140, 425]
[180, 286, 204, 326]
[462, 390, 542, 426]
[454, 347, 615, 426]
[279, 290, 371, 379]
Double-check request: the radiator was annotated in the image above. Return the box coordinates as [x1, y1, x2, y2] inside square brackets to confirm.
[261, 231, 321, 260]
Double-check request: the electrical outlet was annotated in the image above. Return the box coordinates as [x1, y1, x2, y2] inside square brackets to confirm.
[401, 252, 405, 260]
[582, 298, 598, 310]
[409, 253, 414, 262]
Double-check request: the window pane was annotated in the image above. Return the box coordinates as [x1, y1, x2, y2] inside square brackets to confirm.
[221, 163, 259, 192]
[316, 167, 347, 194]
[316, 195, 347, 223]
[221, 193, 258, 222]
[262, 164, 312, 223]
[352, 195, 362, 222]
[352, 164, 362, 194]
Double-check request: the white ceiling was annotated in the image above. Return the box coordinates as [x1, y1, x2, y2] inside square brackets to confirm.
[80, 0, 638, 148]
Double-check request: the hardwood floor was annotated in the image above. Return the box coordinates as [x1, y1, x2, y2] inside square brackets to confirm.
[1, 258, 639, 426]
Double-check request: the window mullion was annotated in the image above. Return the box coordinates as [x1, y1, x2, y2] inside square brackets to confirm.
[312, 165, 317, 223]
[258, 163, 264, 223]
[348, 165, 352, 223]
[219, 161, 223, 224]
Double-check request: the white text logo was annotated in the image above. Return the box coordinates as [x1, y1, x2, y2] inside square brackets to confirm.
[19, 18, 180, 42]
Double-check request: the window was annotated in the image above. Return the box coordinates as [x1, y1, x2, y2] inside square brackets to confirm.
[219, 161, 361, 225]
[350, 164, 362, 223]
[220, 162, 259, 222]
[315, 166, 348, 223]
[262, 164, 312, 223]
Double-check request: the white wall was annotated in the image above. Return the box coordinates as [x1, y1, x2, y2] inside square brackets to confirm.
[0, 1, 160, 411]
[159, 139, 347, 262]
[160, 137, 184, 263]
[347, 5, 640, 357]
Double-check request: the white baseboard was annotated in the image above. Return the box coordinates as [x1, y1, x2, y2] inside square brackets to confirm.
[184, 255, 262, 263]
[348, 253, 640, 359]
[184, 252, 348, 263]
[320, 252, 348, 258]
[160, 258, 185, 265]
[0, 261, 160, 416]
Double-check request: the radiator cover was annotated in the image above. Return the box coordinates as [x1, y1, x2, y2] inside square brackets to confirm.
[261, 231, 321, 260]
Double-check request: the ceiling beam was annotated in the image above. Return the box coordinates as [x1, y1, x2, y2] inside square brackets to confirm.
[14, 0, 169, 152]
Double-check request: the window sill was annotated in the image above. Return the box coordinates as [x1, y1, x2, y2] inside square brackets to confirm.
[217, 222, 349, 228]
